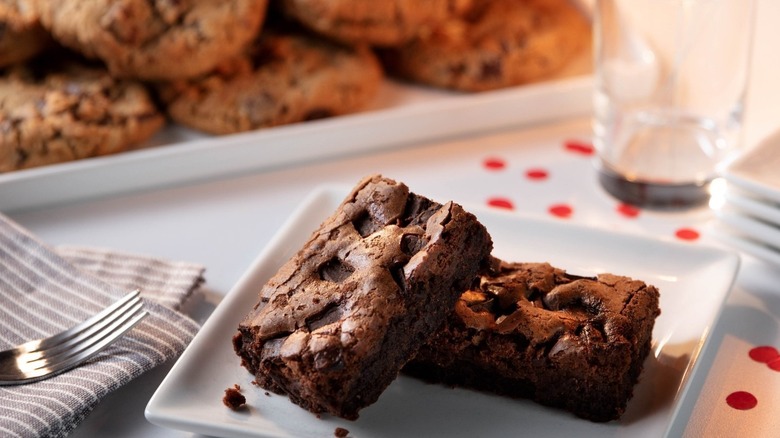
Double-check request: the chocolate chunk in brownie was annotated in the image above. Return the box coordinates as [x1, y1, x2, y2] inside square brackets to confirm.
[404, 260, 661, 422]
[233, 175, 493, 420]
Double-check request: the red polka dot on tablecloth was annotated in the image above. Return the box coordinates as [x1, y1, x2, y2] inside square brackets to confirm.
[769, 357, 780, 372]
[564, 140, 595, 156]
[549, 204, 573, 219]
[749, 346, 780, 363]
[726, 391, 758, 410]
[675, 228, 700, 241]
[617, 203, 641, 218]
[525, 168, 548, 180]
[483, 157, 507, 171]
[487, 197, 514, 210]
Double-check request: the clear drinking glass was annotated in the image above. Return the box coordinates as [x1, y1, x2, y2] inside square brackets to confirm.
[593, 0, 756, 208]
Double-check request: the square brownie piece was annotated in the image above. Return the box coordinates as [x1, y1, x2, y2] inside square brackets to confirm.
[404, 260, 661, 422]
[233, 175, 493, 419]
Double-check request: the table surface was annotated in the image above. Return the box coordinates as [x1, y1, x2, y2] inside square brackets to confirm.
[6, 1, 780, 436]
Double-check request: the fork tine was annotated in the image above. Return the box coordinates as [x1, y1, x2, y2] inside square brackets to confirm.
[13, 307, 148, 381]
[0, 290, 142, 363]
[32, 290, 142, 352]
[0, 291, 148, 384]
[22, 299, 144, 363]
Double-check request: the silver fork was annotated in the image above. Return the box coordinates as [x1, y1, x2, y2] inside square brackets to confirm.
[0, 290, 148, 385]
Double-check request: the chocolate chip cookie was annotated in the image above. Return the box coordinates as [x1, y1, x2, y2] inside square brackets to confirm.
[159, 28, 383, 135]
[0, 0, 51, 68]
[277, 0, 474, 47]
[380, 0, 591, 91]
[0, 56, 165, 172]
[34, 0, 268, 80]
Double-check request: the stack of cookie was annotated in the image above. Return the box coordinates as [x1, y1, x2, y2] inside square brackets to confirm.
[0, 0, 590, 172]
[0, 0, 269, 172]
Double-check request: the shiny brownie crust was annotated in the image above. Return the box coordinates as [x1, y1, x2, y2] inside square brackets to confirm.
[233, 175, 492, 419]
[404, 260, 661, 422]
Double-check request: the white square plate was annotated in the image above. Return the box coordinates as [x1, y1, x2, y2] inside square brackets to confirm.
[710, 224, 780, 267]
[711, 203, 780, 267]
[722, 185, 780, 228]
[714, 208, 780, 251]
[146, 186, 739, 438]
[723, 128, 780, 204]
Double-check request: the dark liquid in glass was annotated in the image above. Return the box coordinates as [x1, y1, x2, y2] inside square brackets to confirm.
[598, 166, 711, 209]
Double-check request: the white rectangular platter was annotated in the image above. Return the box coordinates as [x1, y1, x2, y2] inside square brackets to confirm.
[146, 185, 739, 438]
[0, 76, 591, 213]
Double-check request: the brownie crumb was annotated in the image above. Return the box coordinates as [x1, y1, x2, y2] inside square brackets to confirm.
[265, 392, 270, 396]
[334, 427, 349, 437]
[223, 386, 246, 410]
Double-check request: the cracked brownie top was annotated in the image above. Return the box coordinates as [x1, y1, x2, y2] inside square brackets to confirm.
[457, 261, 659, 350]
[243, 175, 486, 362]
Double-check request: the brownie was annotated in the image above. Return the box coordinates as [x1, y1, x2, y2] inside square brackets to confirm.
[404, 260, 661, 422]
[233, 175, 493, 420]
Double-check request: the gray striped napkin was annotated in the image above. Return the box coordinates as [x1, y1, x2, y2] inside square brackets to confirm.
[0, 214, 204, 438]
